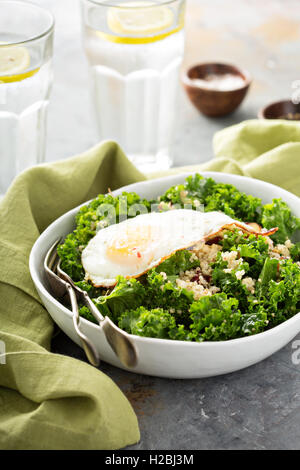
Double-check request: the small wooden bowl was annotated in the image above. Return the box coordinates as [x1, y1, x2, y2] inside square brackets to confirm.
[181, 63, 252, 117]
[258, 100, 300, 120]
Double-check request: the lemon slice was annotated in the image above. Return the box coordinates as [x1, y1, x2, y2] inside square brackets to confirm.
[0, 45, 31, 81]
[107, 1, 174, 36]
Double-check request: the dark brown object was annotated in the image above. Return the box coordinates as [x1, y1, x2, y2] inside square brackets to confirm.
[181, 62, 252, 117]
[258, 99, 300, 120]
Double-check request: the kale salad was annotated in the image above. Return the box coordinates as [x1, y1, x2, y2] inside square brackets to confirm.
[57, 174, 300, 342]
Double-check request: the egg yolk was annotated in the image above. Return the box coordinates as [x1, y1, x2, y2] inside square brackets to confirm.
[106, 225, 155, 265]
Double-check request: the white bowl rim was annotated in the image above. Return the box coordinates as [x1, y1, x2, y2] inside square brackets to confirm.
[29, 170, 300, 348]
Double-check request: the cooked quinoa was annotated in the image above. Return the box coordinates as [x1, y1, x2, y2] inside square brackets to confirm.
[176, 235, 295, 302]
[176, 243, 221, 300]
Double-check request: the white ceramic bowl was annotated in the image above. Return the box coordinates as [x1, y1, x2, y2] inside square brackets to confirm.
[29, 172, 300, 378]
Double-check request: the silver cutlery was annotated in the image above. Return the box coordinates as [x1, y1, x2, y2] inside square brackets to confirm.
[44, 239, 138, 368]
[44, 239, 100, 366]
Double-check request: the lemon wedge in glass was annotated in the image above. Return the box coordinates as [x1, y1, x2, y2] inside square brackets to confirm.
[0, 45, 34, 83]
[107, 1, 174, 36]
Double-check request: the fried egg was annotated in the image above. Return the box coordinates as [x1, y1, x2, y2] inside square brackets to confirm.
[81, 209, 277, 287]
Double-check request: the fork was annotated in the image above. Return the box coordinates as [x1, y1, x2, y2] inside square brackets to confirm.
[45, 239, 138, 368]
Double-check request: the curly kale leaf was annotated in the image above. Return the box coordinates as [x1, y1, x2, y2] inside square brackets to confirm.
[237, 234, 269, 258]
[211, 253, 249, 311]
[237, 237, 270, 278]
[203, 184, 261, 222]
[189, 293, 243, 341]
[240, 307, 268, 336]
[256, 258, 279, 299]
[219, 229, 243, 251]
[290, 242, 300, 262]
[145, 270, 194, 326]
[220, 231, 270, 278]
[152, 249, 200, 280]
[267, 259, 300, 326]
[57, 233, 84, 281]
[118, 306, 191, 340]
[79, 305, 97, 324]
[261, 198, 300, 244]
[93, 277, 146, 323]
[158, 173, 262, 222]
[158, 174, 211, 207]
[186, 173, 262, 220]
[246, 259, 300, 329]
[74, 280, 104, 300]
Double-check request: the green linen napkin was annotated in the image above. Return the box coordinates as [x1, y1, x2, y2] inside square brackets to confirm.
[155, 119, 300, 197]
[0, 141, 145, 450]
[1, 118, 300, 450]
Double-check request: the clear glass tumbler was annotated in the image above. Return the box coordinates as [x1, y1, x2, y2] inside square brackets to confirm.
[81, 0, 185, 172]
[0, 1, 54, 195]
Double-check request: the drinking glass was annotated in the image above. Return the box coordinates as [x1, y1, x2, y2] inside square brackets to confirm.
[81, 0, 185, 172]
[0, 1, 54, 195]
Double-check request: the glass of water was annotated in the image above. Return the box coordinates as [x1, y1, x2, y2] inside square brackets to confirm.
[81, 0, 185, 172]
[0, 1, 54, 195]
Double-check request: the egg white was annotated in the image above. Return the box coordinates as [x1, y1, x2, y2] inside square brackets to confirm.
[81, 209, 271, 287]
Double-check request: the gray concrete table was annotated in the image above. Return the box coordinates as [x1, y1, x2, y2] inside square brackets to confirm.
[44, 0, 300, 449]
